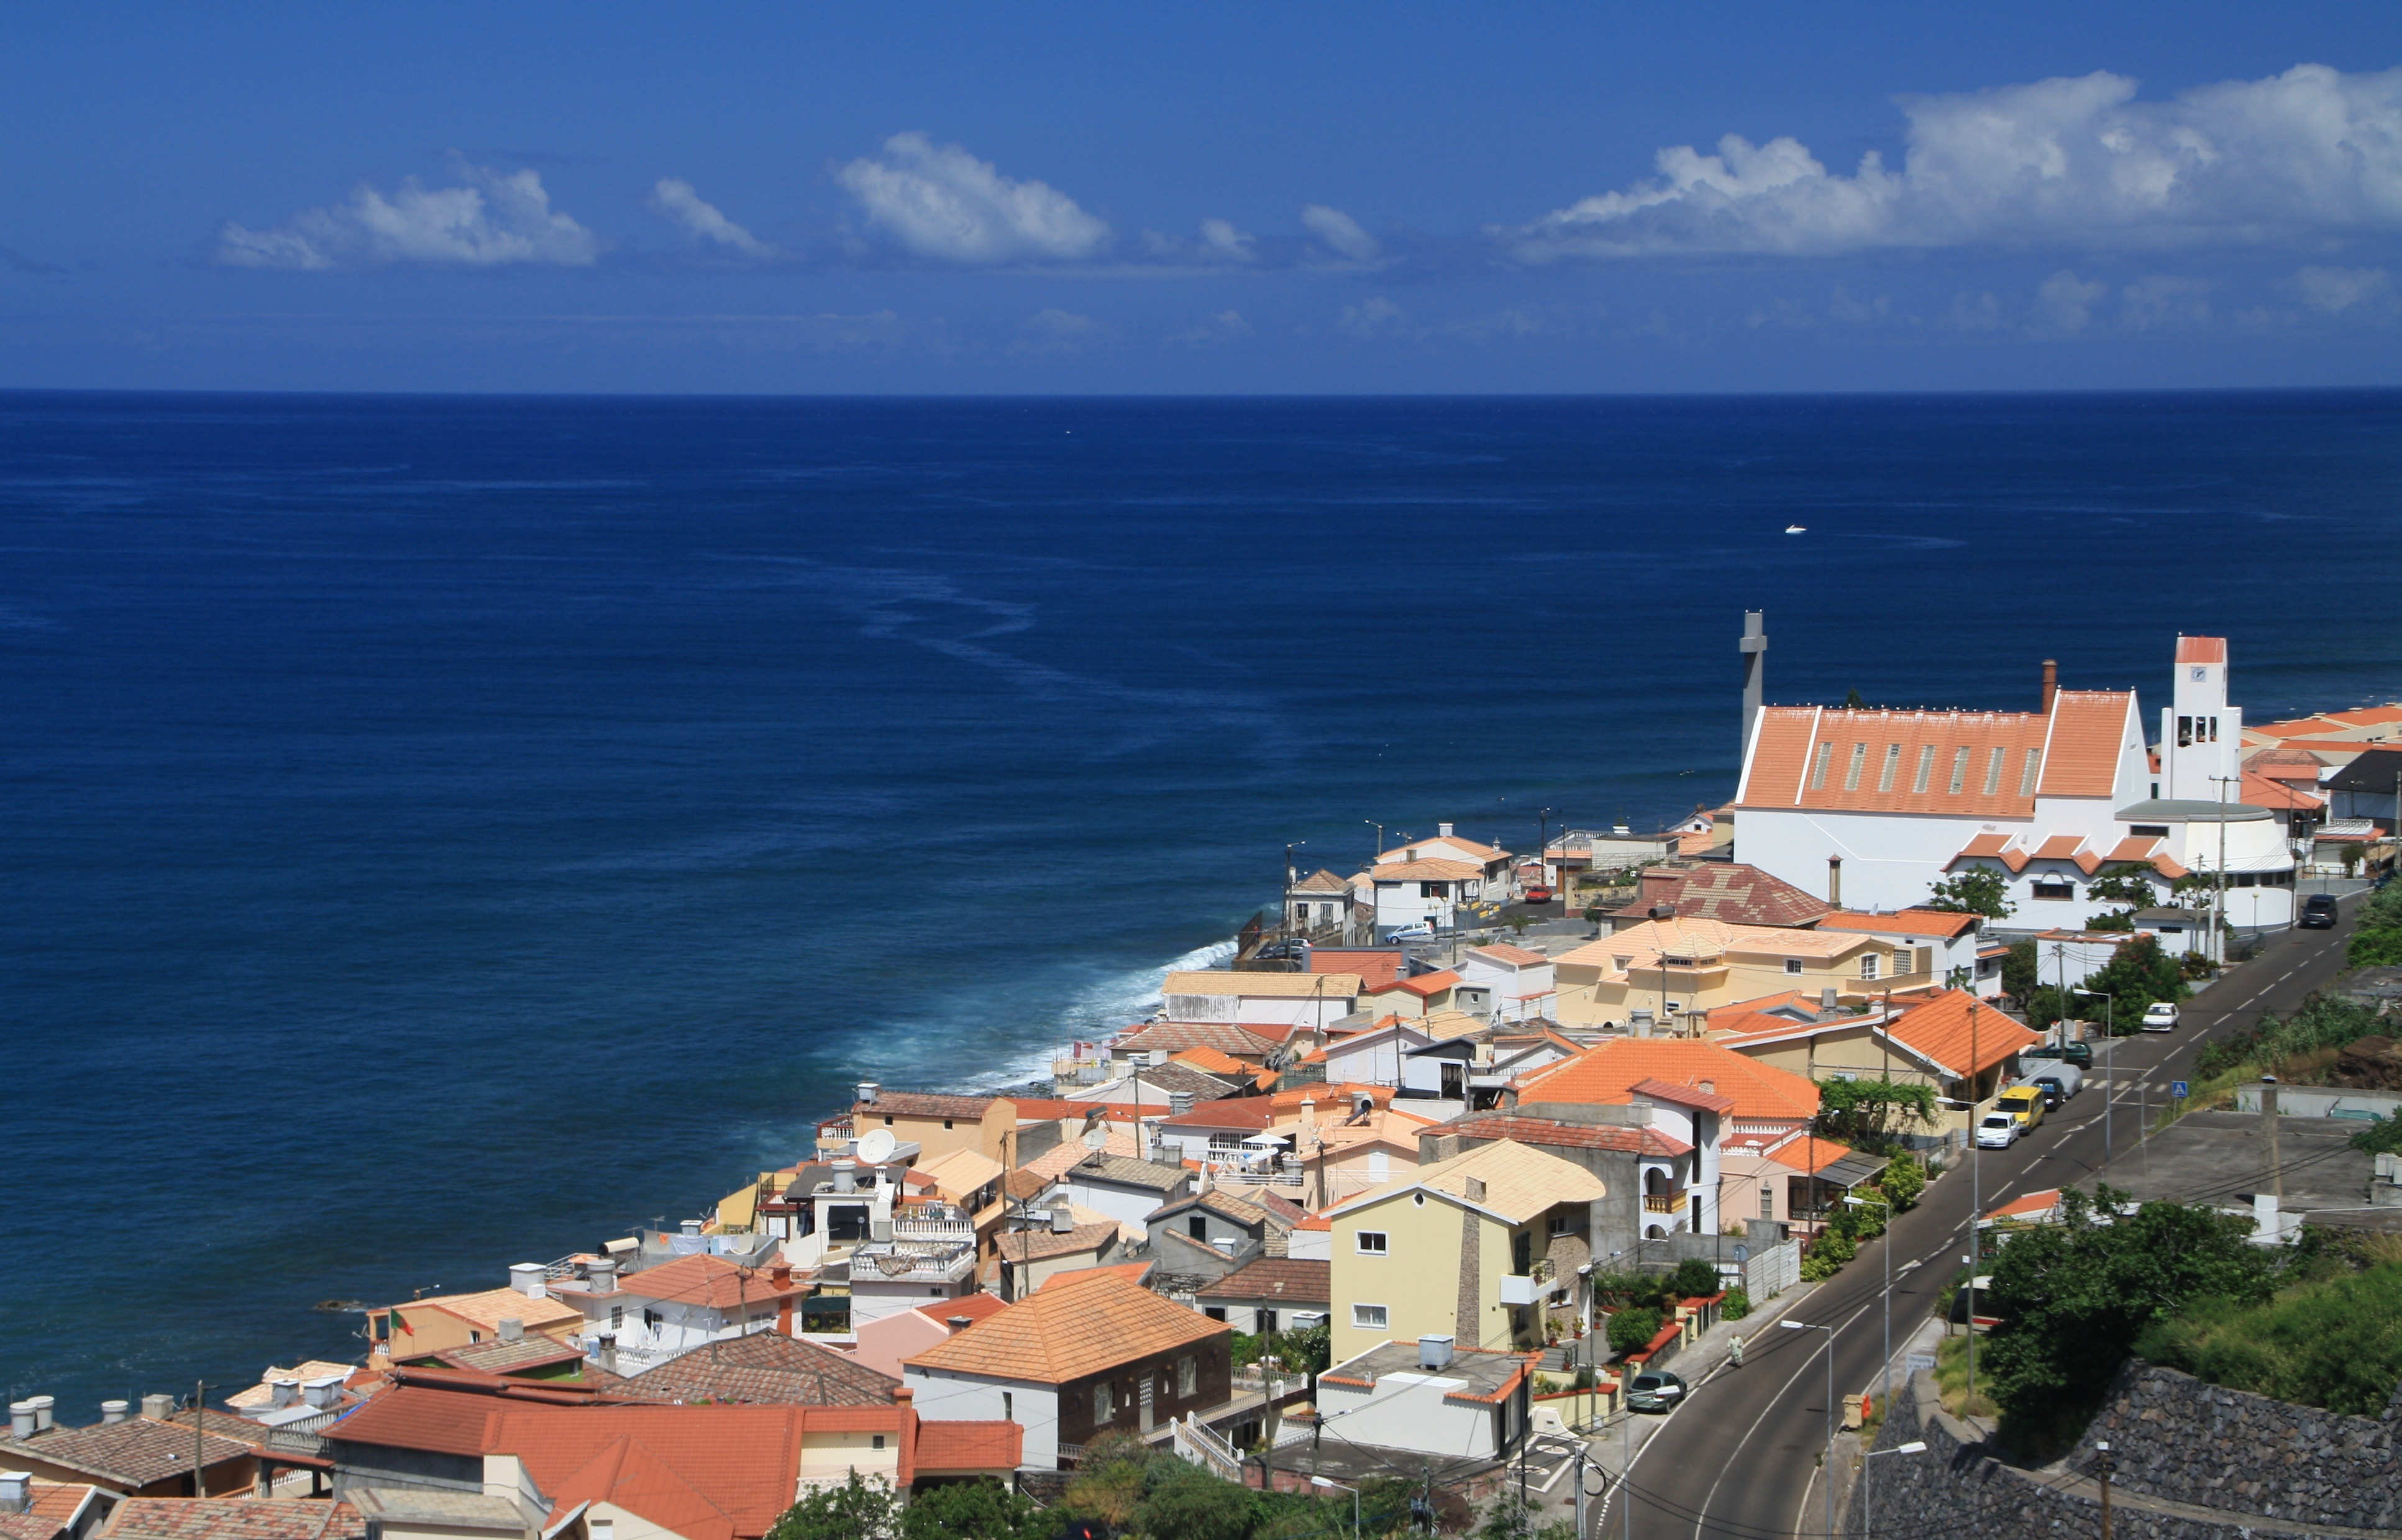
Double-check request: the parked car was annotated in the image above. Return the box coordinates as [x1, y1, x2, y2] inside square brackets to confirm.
[1385, 924, 1436, 942]
[2300, 893, 2339, 929]
[2141, 1001, 2180, 1032]
[2028, 1063, 2084, 1108]
[1976, 1112, 2021, 1149]
[1627, 1369, 1687, 1412]
[2025, 1041, 2094, 1070]
[1996, 1084, 2047, 1131]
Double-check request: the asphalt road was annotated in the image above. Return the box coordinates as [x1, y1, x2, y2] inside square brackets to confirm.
[1620, 894, 2371, 1540]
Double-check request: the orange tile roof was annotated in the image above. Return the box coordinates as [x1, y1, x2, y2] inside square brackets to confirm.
[1036, 1262, 1153, 1291]
[1986, 1188, 2063, 1222]
[904, 1271, 1226, 1383]
[97, 1503, 363, 1540]
[1627, 1077, 1735, 1114]
[1514, 1039, 1819, 1124]
[608, 1254, 809, 1310]
[913, 1419, 1023, 1472]
[2032, 834, 2086, 862]
[1368, 857, 1483, 882]
[1171, 1046, 1251, 1077]
[494, 1405, 831, 1539]
[1882, 990, 2040, 1078]
[1392, 969, 1461, 998]
[2039, 691, 2136, 797]
[1740, 696, 2135, 818]
[2173, 636, 2226, 665]
[1766, 1135, 1856, 1174]
[2240, 772, 2323, 810]
[1815, 909, 1978, 939]
[1310, 949, 1407, 991]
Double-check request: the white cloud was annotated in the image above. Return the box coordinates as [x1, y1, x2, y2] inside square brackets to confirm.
[2120, 274, 2211, 330]
[217, 165, 599, 269]
[2295, 263, 2395, 314]
[649, 178, 770, 257]
[1301, 204, 1382, 262]
[1507, 63, 2402, 259]
[836, 133, 1109, 263]
[1014, 308, 1100, 352]
[1199, 219, 1257, 261]
[1169, 309, 1254, 345]
[1338, 296, 1409, 338]
[2034, 269, 2109, 332]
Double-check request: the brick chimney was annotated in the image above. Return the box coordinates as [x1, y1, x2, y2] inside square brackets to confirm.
[2041, 659, 2058, 713]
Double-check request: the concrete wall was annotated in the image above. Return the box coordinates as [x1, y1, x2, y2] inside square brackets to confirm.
[902, 1368, 1059, 1468]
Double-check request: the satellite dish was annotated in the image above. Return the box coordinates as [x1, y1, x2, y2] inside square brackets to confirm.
[1733, 1244, 1750, 1264]
[856, 1129, 897, 1165]
[1083, 1124, 1109, 1152]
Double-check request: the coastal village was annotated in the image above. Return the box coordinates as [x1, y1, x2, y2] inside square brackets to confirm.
[10, 621, 2402, 1540]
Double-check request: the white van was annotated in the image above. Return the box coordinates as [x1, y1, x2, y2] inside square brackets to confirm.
[2025, 1063, 2083, 1108]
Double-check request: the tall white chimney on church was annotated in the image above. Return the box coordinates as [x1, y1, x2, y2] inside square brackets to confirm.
[1740, 611, 1768, 767]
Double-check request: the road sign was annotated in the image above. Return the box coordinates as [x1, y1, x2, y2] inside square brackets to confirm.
[1906, 1353, 1937, 1372]
[2171, 1080, 2190, 1099]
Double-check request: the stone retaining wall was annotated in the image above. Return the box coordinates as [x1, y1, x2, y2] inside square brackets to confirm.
[2077, 1362, 2402, 1529]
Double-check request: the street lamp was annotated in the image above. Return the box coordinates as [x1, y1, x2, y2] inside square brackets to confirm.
[1779, 1319, 1837, 1540]
[1843, 1191, 1896, 1431]
[1310, 1475, 1360, 1538]
[2074, 987, 2116, 1169]
[1861, 1441, 1929, 1540]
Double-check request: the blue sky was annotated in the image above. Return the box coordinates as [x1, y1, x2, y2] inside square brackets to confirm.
[4, 3, 2399, 393]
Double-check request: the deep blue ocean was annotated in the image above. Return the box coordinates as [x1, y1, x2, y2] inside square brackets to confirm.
[5, 390, 2400, 1416]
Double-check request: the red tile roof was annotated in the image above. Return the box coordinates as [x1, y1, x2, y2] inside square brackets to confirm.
[912, 1419, 1023, 1473]
[98, 1504, 363, 1540]
[0, 1419, 258, 1489]
[2174, 636, 2226, 665]
[1446, 1113, 1691, 1158]
[1391, 970, 1461, 998]
[1514, 1039, 1819, 1124]
[1607, 862, 1831, 929]
[854, 1092, 1005, 1121]
[1815, 909, 1978, 940]
[1627, 1076, 1736, 1114]
[1310, 949, 1408, 991]
[610, 1254, 809, 1311]
[904, 1272, 1226, 1384]
[1883, 990, 2042, 1078]
[1766, 1136, 1857, 1175]
[1114, 1022, 1278, 1059]
[1192, 1257, 1331, 1305]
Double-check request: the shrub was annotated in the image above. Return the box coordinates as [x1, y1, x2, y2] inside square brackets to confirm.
[1606, 1306, 1664, 1357]
[900, 1480, 1051, 1540]
[1721, 1288, 1751, 1321]
[1879, 1152, 1926, 1211]
[1669, 1257, 1720, 1298]
[769, 1474, 898, 1540]
[2135, 1260, 2402, 1417]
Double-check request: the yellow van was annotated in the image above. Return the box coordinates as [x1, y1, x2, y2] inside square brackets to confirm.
[1996, 1085, 2047, 1132]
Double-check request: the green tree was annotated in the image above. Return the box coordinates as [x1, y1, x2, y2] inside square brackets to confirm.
[1814, 1078, 1938, 1147]
[2083, 863, 2158, 925]
[1139, 1462, 1261, 1540]
[2001, 939, 2040, 1005]
[901, 1481, 1050, 1540]
[1606, 1306, 1664, 1356]
[1925, 868, 2016, 919]
[1474, 1495, 1577, 1540]
[1669, 1257, 1721, 1298]
[2078, 934, 2188, 1034]
[768, 1474, 898, 1540]
[1878, 1152, 1925, 1211]
[1978, 1185, 2278, 1455]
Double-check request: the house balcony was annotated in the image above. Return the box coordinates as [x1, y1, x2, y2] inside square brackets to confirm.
[1498, 1274, 1542, 1306]
[1643, 1190, 1687, 1214]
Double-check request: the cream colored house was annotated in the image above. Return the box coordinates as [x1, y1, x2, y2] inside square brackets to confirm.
[1550, 916, 1904, 1029]
[1712, 988, 2040, 1140]
[1323, 1139, 1606, 1364]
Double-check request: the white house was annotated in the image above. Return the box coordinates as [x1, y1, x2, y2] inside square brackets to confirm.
[1320, 1016, 1438, 1087]
[1456, 944, 1558, 1021]
[1159, 970, 1363, 1031]
[1365, 852, 1483, 936]
[1376, 824, 1515, 895]
[1285, 868, 1356, 934]
[547, 1253, 811, 1376]
[844, 1205, 983, 1326]
[1313, 1340, 1535, 1464]
[1734, 636, 2296, 930]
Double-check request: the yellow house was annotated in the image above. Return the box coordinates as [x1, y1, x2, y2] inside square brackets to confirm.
[1323, 1139, 1606, 1364]
[848, 1090, 1020, 1165]
[1550, 916, 1909, 1029]
[369, 1284, 583, 1362]
[1712, 987, 2040, 1138]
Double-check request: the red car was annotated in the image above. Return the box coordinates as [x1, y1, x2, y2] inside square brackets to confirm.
[1524, 886, 1555, 904]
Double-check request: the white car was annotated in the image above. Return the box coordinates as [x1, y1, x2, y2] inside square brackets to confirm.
[2140, 1001, 2180, 1032]
[1385, 924, 1436, 942]
[1976, 1112, 2021, 1149]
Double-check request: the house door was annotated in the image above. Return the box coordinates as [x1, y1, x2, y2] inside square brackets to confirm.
[1441, 1062, 1466, 1099]
[1138, 1375, 1156, 1433]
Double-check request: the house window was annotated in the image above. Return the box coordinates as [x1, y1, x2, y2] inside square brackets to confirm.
[2020, 749, 2042, 796]
[469, 1330, 482, 1343]
[1948, 747, 1971, 795]
[2129, 824, 2168, 838]
[1178, 1355, 1198, 1397]
[1843, 742, 1867, 791]
[1003, 1392, 1013, 1421]
[2031, 880, 2074, 900]
[943, 1119, 955, 1130]
[1190, 1216, 1209, 1241]
[1878, 743, 1901, 792]
[1356, 1231, 1389, 1255]
[871, 1435, 885, 1451]
[1912, 744, 1936, 793]
[1784, 959, 1804, 975]
[1759, 1185, 1775, 1219]
[1204, 1306, 1226, 1322]
[882, 1114, 893, 1126]
[1984, 747, 2007, 795]
[1353, 1303, 1389, 1330]
[610, 1305, 624, 1330]
[1094, 1383, 1114, 1424]
[1860, 953, 1879, 980]
[1809, 742, 1834, 790]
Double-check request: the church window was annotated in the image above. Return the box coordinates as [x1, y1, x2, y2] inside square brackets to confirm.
[1984, 747, 2007, 795]
[1843, 742, 1868, 790]
[1947, 747, 1971, 795]
[1912, 745, 1935, 793]
[1878, 743, 1901, 791]
[2177, 716, 2193, 747]
[1809, 742, 1833, 790]
[2019, 749, 2042, 796]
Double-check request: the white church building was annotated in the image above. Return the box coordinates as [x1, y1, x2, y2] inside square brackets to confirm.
[1733, 634, 2297, 932]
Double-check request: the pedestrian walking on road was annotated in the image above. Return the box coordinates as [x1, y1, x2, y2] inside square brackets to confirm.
[1730, 1334, 1744, 1368]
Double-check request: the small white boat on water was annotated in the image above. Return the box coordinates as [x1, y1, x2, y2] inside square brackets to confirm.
[1784, 524, 1807, 534]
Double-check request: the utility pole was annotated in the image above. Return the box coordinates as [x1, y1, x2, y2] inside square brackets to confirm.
[1285, 840, 1307, 935]
[1365, 821, 1385, 869]
[2096, 1439, 2114, 1540]
[2211, 773, 2239, 963]
[1966, 1000, 1981, 1427]
[193, 1380, 206, 1497]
